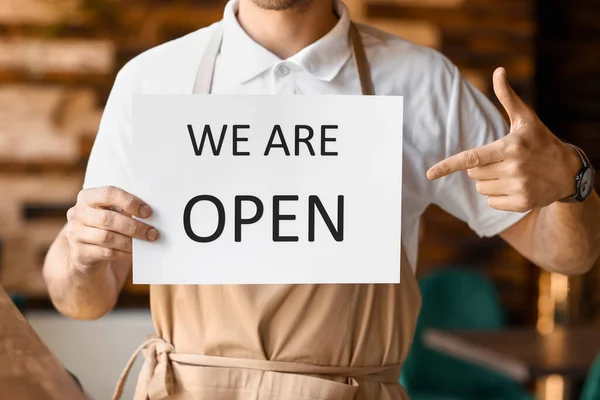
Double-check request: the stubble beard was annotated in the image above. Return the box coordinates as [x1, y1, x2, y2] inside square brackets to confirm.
[251, 0, 311, 11]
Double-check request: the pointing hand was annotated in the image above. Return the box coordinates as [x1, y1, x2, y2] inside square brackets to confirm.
[427, 68, 581, 212]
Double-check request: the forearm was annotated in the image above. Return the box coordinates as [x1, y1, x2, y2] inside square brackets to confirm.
[43, 227, 122, 320]
[509, 191, 600, 275]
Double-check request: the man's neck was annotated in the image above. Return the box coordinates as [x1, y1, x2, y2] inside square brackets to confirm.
[237, 0, 338, 59]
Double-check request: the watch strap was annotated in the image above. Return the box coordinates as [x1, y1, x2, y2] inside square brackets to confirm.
[558, 144, 591, 203]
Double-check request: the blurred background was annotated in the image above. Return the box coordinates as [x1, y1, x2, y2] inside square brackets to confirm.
[0, 0, 599, 399]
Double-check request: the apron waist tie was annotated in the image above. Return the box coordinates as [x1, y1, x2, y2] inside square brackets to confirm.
[113, 336, 402, 400]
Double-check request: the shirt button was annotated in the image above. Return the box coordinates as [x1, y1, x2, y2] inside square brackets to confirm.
[276, 64, 290, 77]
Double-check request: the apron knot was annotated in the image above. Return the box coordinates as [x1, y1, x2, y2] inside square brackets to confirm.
[113, 336, 175, 400]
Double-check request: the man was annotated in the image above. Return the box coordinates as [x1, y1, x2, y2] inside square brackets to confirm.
[43, 0, 600, 399]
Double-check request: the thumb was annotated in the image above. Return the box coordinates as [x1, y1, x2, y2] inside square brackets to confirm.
[493, 67, 529, 126]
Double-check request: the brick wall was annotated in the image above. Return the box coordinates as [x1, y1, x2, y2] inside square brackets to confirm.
[0, 0, 544, 324]
[0, 0, 222, 297]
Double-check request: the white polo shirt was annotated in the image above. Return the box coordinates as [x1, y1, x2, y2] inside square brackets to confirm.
[84, 0, 526, 270]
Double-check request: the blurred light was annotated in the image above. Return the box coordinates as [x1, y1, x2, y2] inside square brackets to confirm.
[550, 273, 569, 305]
[537, 318, 554, 336]
[537, 271, 555, 335]
[545, 374, 564, 400]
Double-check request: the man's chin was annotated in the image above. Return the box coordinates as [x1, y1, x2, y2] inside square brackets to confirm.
[251, 0, 310, 11]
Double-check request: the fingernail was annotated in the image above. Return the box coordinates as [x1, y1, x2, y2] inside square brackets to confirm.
[147, 228, 158, 241]
[140, 205, 151, 218]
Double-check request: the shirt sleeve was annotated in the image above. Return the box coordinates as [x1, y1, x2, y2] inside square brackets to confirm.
[432, 65, 530, 237]
[82, 63, 136, 193]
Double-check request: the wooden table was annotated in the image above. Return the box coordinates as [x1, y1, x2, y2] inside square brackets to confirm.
[0, 286, 86, 400]
[423, 327, 600, 398]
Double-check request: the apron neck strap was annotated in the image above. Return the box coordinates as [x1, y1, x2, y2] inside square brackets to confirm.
[193, 21, 374, 96]
[193, 23, 225, 94]
[348, 22, 374, 96]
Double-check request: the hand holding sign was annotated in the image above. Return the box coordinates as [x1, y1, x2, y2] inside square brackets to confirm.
[427, 67, 581, 212]
[66, 186, 158, 274]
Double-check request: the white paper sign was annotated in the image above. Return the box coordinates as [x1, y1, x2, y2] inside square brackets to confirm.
[132, 95, 403, 285]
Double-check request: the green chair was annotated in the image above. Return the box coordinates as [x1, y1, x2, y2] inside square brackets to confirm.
[401, 267, 533, 400]
[9, 293, 27, 314]
[580, 353, 600, 400]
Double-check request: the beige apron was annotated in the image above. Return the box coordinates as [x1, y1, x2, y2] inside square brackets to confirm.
[113, 22, 421, 400]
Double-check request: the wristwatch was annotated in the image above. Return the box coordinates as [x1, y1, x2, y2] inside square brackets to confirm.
[559, 144, 596, 203]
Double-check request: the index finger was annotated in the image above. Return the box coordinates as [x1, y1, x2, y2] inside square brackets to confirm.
[427, 140, 505, 180]
[79, 186, 152, 218]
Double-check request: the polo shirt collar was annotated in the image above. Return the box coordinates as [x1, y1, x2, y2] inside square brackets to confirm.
[219, 0, 352, 84]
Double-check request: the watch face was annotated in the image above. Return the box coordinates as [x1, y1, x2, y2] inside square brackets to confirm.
[580, 167, 596, 199]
